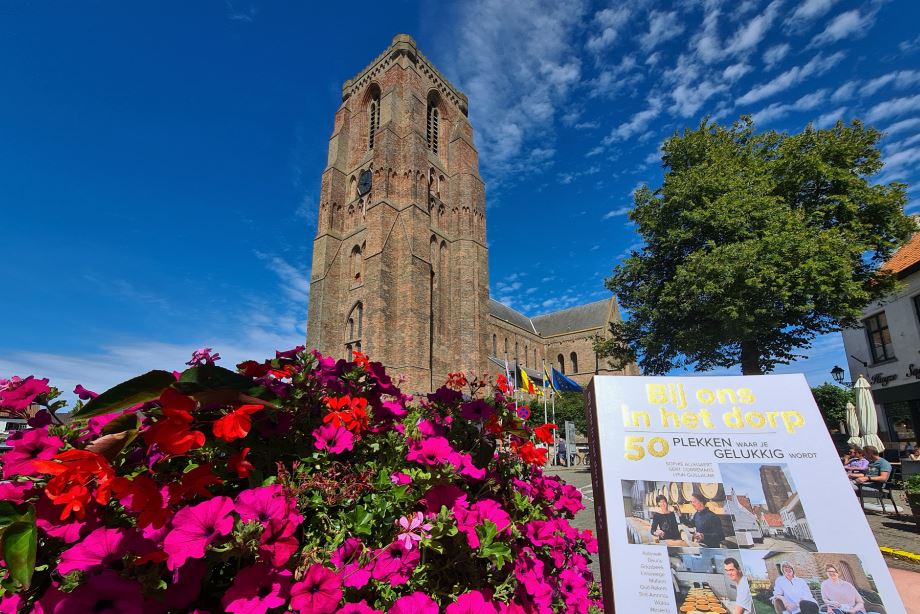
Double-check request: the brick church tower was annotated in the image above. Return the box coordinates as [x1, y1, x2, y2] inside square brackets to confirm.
[306, 34, 490, 393]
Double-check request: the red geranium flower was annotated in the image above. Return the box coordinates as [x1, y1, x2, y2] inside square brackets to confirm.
[229, 447, 254, 478]
[142, 388, 205, 455]
[168, 464, 223, 504]
[213, 404, 264, 442]
[352, 351, 370, 369]
[533, 423, 557, 445]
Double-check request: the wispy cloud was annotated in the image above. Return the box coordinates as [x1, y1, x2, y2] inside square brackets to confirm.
[810, 8, 878, 47]
[859, 70, 920, 97]
[602, 206, 631, 220]
[603, 97, 664, 143]
[640, 11, 684, 53]
[785, 0, 840, 31]
[737, 51, 844, 106]
[762, 43, 790, 70]
[586, 6, 631, 55]
[752, 89, 828, 125]
[883, 117, 920, 137]
[814, 106, 847, 128]
[866, 94, 920, 123]
[442, 0, 587, 185]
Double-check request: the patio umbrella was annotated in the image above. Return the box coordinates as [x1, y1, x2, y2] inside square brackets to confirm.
[845, 401, 862, 447]
[854, 375, 885, 452]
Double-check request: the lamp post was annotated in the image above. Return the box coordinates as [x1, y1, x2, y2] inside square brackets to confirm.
[830, 365, 853, 388]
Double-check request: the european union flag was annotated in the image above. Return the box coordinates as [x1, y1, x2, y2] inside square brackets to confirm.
[551, 367, 582, 392]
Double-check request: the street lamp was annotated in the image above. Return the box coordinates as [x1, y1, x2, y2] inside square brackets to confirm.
[830, 365, 853, 388]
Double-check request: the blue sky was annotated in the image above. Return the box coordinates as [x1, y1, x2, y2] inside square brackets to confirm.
[2, 1, 919, 399]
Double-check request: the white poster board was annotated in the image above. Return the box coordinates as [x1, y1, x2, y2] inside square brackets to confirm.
[586, 374, 906, 614]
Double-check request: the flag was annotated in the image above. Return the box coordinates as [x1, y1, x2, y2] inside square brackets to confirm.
[551, 367, 582, 393]
[519, 366, 535, 394]
[543, 365, 556, 392]
[504, 356, 514, 393]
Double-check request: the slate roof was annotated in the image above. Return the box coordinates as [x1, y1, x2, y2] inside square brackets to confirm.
[488, 299, 537, 333]
[487, 298, 610, 337]
[882, 230, 920, 277]
[531, 299, 610, 336]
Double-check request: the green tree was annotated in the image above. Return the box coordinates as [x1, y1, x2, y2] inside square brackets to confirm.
[596, 116, 914, 375]
[547, 392, 587, 436]
[810, 383, 853, 431]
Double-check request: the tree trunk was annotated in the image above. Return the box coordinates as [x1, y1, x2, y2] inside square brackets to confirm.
[740, 340, 764, 375]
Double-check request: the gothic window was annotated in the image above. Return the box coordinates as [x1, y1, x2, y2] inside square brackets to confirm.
[346, 302, 363, 355]
[570, 352, 578, 373]
[504, 338, 508, 356]
[557, 354, 565, 374]
[515, 342, 518, 363]
[350, 176, 358, 200]
[350, 244, 363, 282]
[426, 93, 440, 154]
[492, 334, 497, 356]
[368, 88, 381, 150]
[534, 348, 537, 367]
[524, 345, 528, 367]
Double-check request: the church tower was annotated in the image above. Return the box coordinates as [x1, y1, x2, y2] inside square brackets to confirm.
[306, 34, 490, 393]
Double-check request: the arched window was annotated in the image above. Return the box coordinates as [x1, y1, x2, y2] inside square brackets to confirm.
[504, 338, 508, 357]
[534, 348, 537, 367]
[350, 244, 363, 282]
[557, 354, 565, 374]
[492, 334, 497, 356]
[524, 345, 528, 367]
[515, 342, 518, 363]
[368, 89, 380, 149]
[426, 93, 440, 154]
[570, 352, 578, 373]
[346, 302, 363, 355]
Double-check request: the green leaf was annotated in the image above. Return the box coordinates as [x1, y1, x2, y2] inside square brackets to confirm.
[0, 501, 27, 532]
[2, 506, 36, 589]
[173, 365, 277, 404]
[74, 370, 176, 418]
[352, 505, 374, 536]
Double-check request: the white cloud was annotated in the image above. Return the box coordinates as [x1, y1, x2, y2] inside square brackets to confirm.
[585, 146, 605, 157]
[602, 206, 631, 220]
[883, 117, 920, 137]
[723, 62, 752, 83]
[255, 252, 310, 304]
[737, 51, 844, 106]
[785, 0, 839, 30]
[671, 81, 728, 117]
[831, 80, 858, 103]
[752, 89, 827, 125]
[640, 10, 684, 52]
[574, 121, 599, 130]
[810, 8, 877, 47]
[859, 70, 920, 97]
[603, 97, 664, 143]
[586, 6, 631, 54]
[442, 0, 588, 183]
[814, 106, 847, 129]
[590, 55, 642, 98]
[693, 2, 722, 64]
[866, 94, 920, 123]
[724, 0, 781, 56]
[762, 43, 790, 70]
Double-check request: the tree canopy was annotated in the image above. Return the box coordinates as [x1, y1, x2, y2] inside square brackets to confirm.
[810, 383, 853, 431]
[596, 116, 914, 375]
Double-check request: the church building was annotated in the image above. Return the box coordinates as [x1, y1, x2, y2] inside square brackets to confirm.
[305, 35, 637, 393]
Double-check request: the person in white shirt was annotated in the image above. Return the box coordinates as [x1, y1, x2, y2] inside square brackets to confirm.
[772, 561, 819, 614]
[724, 557, 752, 614]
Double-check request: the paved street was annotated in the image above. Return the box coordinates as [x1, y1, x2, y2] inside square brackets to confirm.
[546, 465, 920, 612]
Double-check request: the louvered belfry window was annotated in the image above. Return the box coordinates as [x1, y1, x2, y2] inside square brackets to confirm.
[368, 96, 380, 149]
[426, 103, 439, 154]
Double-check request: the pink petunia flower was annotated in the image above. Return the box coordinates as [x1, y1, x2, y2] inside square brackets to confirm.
[331, 537, 372, 589]
[221, 564, 292, 614]
[422, 483, 468, 516]
[459, 399, 495, 421]
[453, 498, 511, 548]
[337, 600, 383, 614]
[406, 436, 453, 466]
[186, 347, 221, 366]
[0, 480, 32, 504]
[446, 591, 499, 614]
[290, 564, 342, 614]
[389, 471, 412, 485]
[164, 496, 235, 570]
[390, 592, 439, 614]
[73, 384, 98, 400]
[558, 568, 591, 614]
[53, 570, 143, 614]
[313, 423, 355, 454]
[235, 485, 288, 523]
[395, 511, 432, 550]
[1, 427, 63, 478]
[57, 526, 132, 575]
[372, 540, 420, 586]
[0, 375, 50, 412]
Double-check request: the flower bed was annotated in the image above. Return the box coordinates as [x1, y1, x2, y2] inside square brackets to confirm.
[0, 348, 601, 613]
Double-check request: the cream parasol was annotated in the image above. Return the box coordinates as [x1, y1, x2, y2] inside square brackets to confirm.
[854, 375, 885, 452]
[845, 401, 862, 447]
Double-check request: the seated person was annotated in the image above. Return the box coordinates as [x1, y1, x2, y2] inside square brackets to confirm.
[688, 493, 725, 548]
[820, 564, 867, 614]
[650, 495, 681, 541]
[772, 562, 819, 614]
[853, 446, 891, 490]
[907, 442, 920, 461]
[844, 447, 869, 479]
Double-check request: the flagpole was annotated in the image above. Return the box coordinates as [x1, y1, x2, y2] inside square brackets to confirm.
[551, 388, 557, 464]
[542, 359, 548, 426]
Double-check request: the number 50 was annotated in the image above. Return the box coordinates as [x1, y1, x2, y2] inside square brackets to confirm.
[624, 435, 669, 460]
